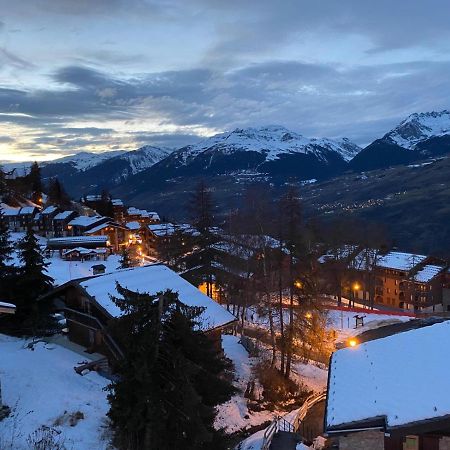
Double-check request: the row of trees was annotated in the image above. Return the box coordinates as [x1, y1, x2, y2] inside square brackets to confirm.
[156, 180, 390, 380]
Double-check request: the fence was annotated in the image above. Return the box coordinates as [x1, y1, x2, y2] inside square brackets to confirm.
[261, 390, 327, 450]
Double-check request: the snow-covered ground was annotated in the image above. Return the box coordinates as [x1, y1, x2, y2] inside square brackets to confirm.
[0, 334, 111, 450]
[327, 309, 412, 341]
[47, 254, 121, 286]
[7, 232, 122, 285]
[215, 335, 275, 434]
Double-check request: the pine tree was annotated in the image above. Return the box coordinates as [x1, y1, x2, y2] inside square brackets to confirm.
[0, 206, 16, 303]
[0, 165, 6, 198]
[0, 206, 12, 270]
[15, 226, 54, 334]
[188, 181, 215, 297]
[47, 177, 71, 208]
[107, 286, 235, 450]
[29, 162, 43, 205]
[119, 247, 132, 269]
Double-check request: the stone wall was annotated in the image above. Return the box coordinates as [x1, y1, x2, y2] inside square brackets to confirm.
[440, 436, 450, 450]
[339, 430, 385, 450]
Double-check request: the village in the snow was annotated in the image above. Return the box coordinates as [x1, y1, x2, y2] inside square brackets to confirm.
[1, 166, 450, 450]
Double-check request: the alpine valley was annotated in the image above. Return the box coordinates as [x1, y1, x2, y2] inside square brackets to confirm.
[4, 111, 450, 255]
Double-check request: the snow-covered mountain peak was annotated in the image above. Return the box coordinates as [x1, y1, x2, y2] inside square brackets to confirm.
[176, 125, 360, 163]
[385, 110, 450, 149]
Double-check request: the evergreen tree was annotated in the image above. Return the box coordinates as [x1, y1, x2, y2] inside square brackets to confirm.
[0, 206, 16, 303]
[190, 180, 213, 233]
[107, 286, 235, 450]
[47, 177, 71, 208]
[15, 226, 54, 334]
[98, 189, 114, 217]
[29, 162, 43, 204]
[0, 206, 12, 270]
[188, 181, 215, 297]
[119, 247, 132, 269]
[0, 165, 6, 198]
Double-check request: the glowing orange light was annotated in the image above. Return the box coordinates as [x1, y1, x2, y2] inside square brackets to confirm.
[305, 312, 312, 319]
[294, 280, 303, 289]
[349, 339, 358, 347]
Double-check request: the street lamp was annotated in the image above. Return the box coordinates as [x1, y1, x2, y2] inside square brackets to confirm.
[348, 338, 358, 348]
[351, 282, 360, 307]
[305, 312, 312, 319]
[294, 280, 303, 289]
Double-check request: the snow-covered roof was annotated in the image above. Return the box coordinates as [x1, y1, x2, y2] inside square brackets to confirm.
[47, 236, 109, 249]
[111, 199, 123, 206]
[41, 205, 58, 215]
[84, 195, 102, 201]
[126, 221, 141, 231]
[414, 265, 444, 283]
[54, 211, 76, 220]
[148, 222, 199, 237]
[326, 321, 450, 431]
[79, 264, 236, 330]
[85, 221, 127, 234]
[377, 251, 427, 271]
[69, 215, 106, 227]
[1, 205, 20, 216]
[84, 222, 110, 234]
[319, 245, 359, 264]
[63, 247, 107, 256]
[148, 222, 177, 236]
[19, 206, 37, 215]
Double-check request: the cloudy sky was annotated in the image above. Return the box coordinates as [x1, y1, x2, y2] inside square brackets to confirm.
[1, 0, 450, 162]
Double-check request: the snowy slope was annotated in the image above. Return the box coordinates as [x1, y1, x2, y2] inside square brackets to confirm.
[48, 150, 126, 171]
[173, 126, 360, 164]
[0, 335, 111, 450]
[115, 145, 172, 175]
[384, 110, 450, 150]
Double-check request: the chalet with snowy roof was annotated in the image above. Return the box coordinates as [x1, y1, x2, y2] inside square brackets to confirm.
[142, 222, 199, 258]
[41, 264, 237, 363]
[68, 215, 109, 236]
[111, 199, 125, 223]
[2, 205, 39, 231]
[84, 220, 129, 252]
[126, 207, 160, 225]
[62, 247, 108, 262]
[373, 251, 446, 310]
[2, 206, 21, 231]
[37, 205, 60, 233]
[52, 210, 78, 237]
[325, 320, 450, 450]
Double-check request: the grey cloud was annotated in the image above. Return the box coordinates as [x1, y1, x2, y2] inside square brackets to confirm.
[2, 60, 450, 156]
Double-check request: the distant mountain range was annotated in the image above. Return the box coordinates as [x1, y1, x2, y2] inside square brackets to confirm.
[4, 110, 450, 204]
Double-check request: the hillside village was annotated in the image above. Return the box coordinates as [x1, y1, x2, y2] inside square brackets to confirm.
[2, 162, 450, 450]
